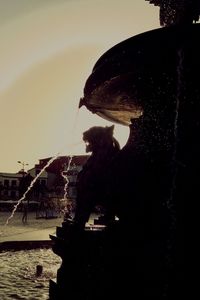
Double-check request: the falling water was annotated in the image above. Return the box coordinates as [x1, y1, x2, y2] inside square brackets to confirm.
[61, 155, 73, 201]
[61, 155, 74, 217]
[4, 154, 62, 227]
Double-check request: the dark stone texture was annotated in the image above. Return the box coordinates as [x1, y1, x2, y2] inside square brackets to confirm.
[47, 24, 200, 299]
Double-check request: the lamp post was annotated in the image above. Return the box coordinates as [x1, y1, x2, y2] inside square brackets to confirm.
[17, 161, 29, 174]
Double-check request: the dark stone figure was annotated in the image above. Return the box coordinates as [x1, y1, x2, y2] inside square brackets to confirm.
[49, 4, 200, 298]
[74, 24, 194, 298]
[73, 125, 120, 228]
[50, 118, 176, 299]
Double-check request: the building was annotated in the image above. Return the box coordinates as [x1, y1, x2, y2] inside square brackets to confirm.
[0, 155, 89, 213]
[34, 155, 89, 199]
[0, 172, 23, 200]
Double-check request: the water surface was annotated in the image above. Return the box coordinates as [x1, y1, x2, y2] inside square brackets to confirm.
[0, 248, 61, 300]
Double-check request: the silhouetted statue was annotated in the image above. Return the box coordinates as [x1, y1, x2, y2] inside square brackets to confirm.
[50, 2, 192, 298]
[72, 125, 120, 229]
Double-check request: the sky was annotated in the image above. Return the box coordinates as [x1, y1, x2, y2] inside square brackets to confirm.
[0, 0, 160, 173]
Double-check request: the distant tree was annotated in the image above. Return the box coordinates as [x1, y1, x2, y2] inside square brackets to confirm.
[18, 173, 33, 223]
[147, 0, 200, 26]
[18, 173, 33, 199]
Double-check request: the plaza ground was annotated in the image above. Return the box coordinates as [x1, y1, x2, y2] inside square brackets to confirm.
[0, 212, 63, 243]
[0, 211, 98, 244]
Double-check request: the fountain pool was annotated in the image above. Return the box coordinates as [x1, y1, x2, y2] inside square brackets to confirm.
[0, 248, 61, 300]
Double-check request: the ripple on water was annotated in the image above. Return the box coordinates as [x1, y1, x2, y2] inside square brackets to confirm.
[0, 248, 61, 300]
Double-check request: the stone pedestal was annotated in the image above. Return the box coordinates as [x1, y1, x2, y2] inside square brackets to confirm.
[49, 221, 107, 300]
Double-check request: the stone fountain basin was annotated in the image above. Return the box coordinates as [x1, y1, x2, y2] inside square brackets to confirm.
[81, 24, 200, 125]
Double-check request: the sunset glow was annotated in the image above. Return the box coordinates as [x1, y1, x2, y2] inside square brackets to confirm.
[0, 0, 159, 172]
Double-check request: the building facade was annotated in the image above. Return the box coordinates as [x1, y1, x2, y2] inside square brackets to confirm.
[0, 155, 89, 213]
[34, 155, 89, 199]
[0, 172, 23, 200]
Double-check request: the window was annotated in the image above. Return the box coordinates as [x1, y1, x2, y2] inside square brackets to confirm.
[40, 179, 46, 186]
[4, 180, 9, 187]
[11, 191, 16, 198]
[11, 180, 17, 186]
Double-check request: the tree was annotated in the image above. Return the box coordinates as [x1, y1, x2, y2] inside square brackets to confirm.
[147, 0, 200, 26]
[18, 173, 33, 223]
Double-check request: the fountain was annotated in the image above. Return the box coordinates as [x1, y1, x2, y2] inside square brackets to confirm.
[49, 1, 200, 298]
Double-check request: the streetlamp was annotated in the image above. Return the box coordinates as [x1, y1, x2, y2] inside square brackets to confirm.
[17, 161, 29, 174]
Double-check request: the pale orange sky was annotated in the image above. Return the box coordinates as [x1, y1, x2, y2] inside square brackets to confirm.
[0, 0, 160, 173]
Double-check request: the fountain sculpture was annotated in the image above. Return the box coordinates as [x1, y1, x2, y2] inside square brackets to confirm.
[49, 1, 199, 298]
